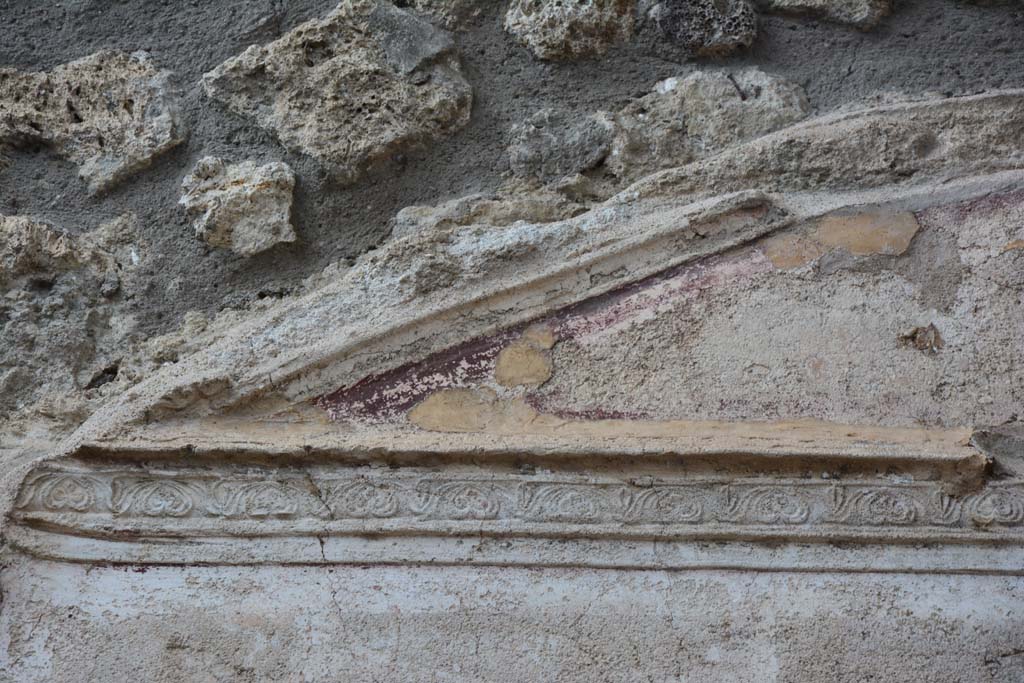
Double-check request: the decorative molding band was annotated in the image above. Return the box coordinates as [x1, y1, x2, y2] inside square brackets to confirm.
[14, 466, 1024, 533]
[9, 464, 1024, 572]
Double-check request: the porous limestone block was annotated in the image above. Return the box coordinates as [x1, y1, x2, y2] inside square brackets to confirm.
[649, 0, 758, 57]
[0, 216, 79, 287]
[609, 68, 810, 181]
[202, 0, 473, 184]
[505, 68, 809, 192]
[508, 108, 616, 183]
[0, 51, 186, 194]
[504, 0, 635, 60]
[0, 214, 142, 426]
[673, 68, 811, 151]
[180, 157, 297, 257]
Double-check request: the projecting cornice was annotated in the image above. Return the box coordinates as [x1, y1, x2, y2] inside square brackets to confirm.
[7, 423, 1019, 572]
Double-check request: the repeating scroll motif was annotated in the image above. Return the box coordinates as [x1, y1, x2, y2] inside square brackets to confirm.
[323, 479, 399, 519]
[13, 468, 1024, 538]
[209, 480, 323, 518]
[722, 486, 811, 525]
[622, 487, 703, 524]
[413, 481, 512, 520]
[828, 487, 922, 526]
[14, 474, 99, 512]
[521, 483, 616, 523]
[110, 478, 204, 517]
[967, 489, 1024, 526]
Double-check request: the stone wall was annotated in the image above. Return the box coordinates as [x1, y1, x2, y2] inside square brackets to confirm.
[3, 0, 1024, 446]
[2, 1, 1024, 680]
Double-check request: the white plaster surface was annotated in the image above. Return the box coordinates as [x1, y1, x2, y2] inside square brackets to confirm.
[2, 553, 1023, 682]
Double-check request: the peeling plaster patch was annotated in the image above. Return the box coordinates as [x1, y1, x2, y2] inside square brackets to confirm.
[760, 211, 921, 270]
[316, 248, 768, 422]
[522, 323, 558, 350]
[531, 188, 1024, 430]
[494, 340, 553, 387]
[760, 233, 826, 270]
[408, 388, 538, 433]
[814, 211, 920, 256]
[407, 385, 656, 433]
[915, 187, 1024, 291]
[408, 387, 497, 432]
[523, 392, 651, 421]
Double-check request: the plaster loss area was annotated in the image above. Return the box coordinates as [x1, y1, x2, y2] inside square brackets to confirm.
[2, 0, 1024, 680]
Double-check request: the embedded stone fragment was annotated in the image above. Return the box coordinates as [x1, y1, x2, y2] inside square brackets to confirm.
[0, 213, 140, 289]
[899, 323, 944, 354]
[605, 78, 697, 180]
[608, 68, 809, 180]
[400, 0, 484, 28]
[0, 214, 143, 427]
[180, 157, 297, 257]
[679, 69, 811, 151]
[0, 216, 79, 287]
[509, 108, 616, 183]
[650, 0, 757, 57]
[391, 189, 586, 239]
[202, 0, 473, 184]
[511, 69, 808, 198]
[0, 51, 186, 194]
[504, 0, 635, 60]
[753, 0, 891, 28]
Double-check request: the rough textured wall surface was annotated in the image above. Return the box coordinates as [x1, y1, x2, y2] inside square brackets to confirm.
[1, 0, 1024, 442]
[2, 0, 1024, 680]
[1, 3, 1021, 321]
[3, 560, 1024, 683]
